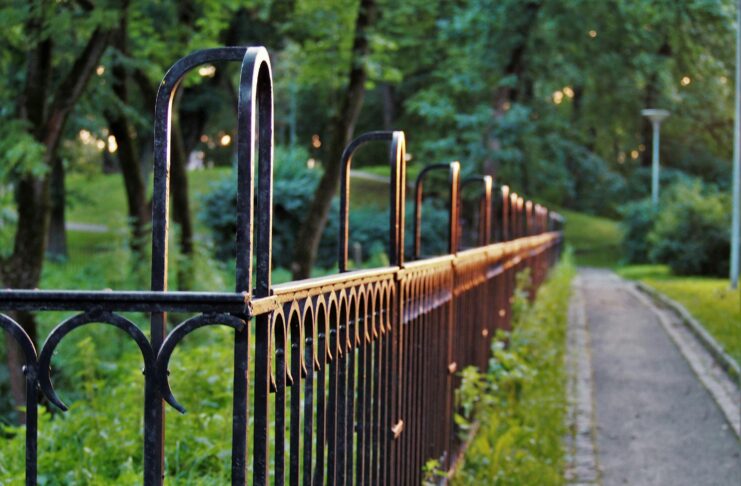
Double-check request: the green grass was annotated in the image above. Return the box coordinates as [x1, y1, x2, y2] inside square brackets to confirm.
[451, 253, 575, 485]
[617, 264, 741, 364]
[44, 168, 235, 289]
[352, 173, 626, 270]
[560, 209, 622, 268]
[349, 176, 392, 208]
[67, 168, 230, 223]
[52, 167, 387, 289]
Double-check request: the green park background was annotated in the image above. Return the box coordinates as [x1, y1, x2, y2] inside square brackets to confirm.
[0, 0, 738, 483]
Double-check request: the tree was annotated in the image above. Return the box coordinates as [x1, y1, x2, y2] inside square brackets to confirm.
[291, 0, 377, 278]
[0, 1, 115, 417]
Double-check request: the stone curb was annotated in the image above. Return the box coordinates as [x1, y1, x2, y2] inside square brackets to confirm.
[565, 275, 601, 485]
[634, 282, 740, 383]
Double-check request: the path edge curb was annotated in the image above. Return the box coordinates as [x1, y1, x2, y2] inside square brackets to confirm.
[565, 274, 602, 485]
[634, 282, 740, 382]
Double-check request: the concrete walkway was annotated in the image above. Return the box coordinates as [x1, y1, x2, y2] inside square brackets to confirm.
[567, 268, 740, 486]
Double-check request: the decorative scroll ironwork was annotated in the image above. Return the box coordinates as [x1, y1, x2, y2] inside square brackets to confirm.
[0, 45, 564, 486]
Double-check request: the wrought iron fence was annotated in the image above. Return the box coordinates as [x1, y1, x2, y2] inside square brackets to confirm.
[0, 46, 564, 486]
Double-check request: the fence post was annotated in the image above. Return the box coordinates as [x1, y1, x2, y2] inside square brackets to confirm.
[151, 46, 249, 486]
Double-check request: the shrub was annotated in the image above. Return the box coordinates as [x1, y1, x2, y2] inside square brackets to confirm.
[619, 198, 657, 263]
[199, 146, 320, 268]
[199, 145, 451, 271]
[647, 181, 731, 276]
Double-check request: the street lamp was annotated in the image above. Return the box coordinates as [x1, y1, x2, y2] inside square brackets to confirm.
[641, 109, 670, 207]
[730, 0, 740, 289]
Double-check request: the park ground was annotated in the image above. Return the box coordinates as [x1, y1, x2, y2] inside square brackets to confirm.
[562, 207, 740, 365]
[455, 209, 740, 484]
[567, 268, 739, 485]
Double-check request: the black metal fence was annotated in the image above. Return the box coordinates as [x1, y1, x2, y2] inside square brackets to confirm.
[0, 46, 564, 486]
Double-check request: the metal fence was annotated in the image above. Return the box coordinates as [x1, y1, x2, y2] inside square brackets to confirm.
[0, 46, 563, 486]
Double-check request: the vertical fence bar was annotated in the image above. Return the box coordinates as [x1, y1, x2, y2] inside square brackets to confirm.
[327, 301, 339, 485]
[354, 291, 368, 485]
[501, 185, 510, 242]
[335, 297, 348, 485]
[313, 302, 328, 486]
[303, 305, 316, 485]
[344, 295, 357, 485]
[248, 47, 275, 486]
[0, 317, 37, 486]
[289, 310, 303, 486]
[274, 315, 287, 486]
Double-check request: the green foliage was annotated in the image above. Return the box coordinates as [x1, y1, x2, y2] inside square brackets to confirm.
[0, 119, 47, 179]
[620, 179, 733, 277]
[422, 458, 447, 486]
[378, 0, 734, 217]
[0, 328, 239, 484]
[199, 145, 451, 270]
[199, 146, 318, 265]
[620, 199, 658, 263]
[647, 180, 731, 276]
[452, 253, 575, 485]
[561, 208, 623, 268]
[0, 0, 737, 481]
[0, 249, 240, 483]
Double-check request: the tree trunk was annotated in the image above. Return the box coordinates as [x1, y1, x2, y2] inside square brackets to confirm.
[484, 0, 541, 177]
[170, 115, 195, 290]
[3, 177, 48, 423]
[107, 111, 150, 253]
[46, 156, 67, 260]
[1, 15, 111, 419]
[291, 0, 377, 279]
[382, 83, 395, 130]
[106, 1, 150, 255]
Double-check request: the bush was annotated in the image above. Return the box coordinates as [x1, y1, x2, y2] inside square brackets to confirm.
[199, 145, 450, 271]
[620, 198, 657, 263]
[647, 181, 731, 276]
[199, 146, 320, 268]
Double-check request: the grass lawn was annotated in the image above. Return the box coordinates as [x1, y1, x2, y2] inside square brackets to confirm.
[52, 168, 233, 289]
[357, 163, 424, 183]
[62, 166, 388, 258]
[555, 206, 738, 365]
[617, 264, 741, 364]
[560, 209, 622, 268]
[66, 167, 230, 231]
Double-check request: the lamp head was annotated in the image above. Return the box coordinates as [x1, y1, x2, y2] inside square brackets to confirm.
[641, 109, 670, 124]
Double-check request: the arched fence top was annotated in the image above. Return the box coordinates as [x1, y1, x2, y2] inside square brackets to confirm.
[338, 131, 406, 272]
[413, 162, 460, 260]
[151, 46, 273, 297]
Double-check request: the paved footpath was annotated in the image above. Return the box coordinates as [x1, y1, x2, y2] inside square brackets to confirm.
[567, 268, 740, 486]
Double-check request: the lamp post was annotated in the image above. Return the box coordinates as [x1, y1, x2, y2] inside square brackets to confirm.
[730, 0, 740, 289]
[641, 109, 670, 207]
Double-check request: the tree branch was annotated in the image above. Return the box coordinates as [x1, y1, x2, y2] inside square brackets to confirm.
[43, 26, 112, 152]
